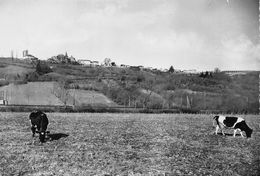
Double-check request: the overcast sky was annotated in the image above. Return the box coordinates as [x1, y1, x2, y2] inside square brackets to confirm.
[0, 0, 259, 70]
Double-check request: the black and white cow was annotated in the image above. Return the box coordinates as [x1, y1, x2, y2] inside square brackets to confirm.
[213, 115, 253, 138]
[29, 110, 49, 143]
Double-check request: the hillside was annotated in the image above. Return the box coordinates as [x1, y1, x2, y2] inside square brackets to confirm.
[0, 58, 258, 113]
[45, 64, 258, 113]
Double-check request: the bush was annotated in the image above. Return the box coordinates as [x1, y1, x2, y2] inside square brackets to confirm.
[13, 80, 28, 85]
[25, 72, 39, 82]
[147, 97, 164, 109]
[36, 61, 52, 75]
[0, 80, 9, 87]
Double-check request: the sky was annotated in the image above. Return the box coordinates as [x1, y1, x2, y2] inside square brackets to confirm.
[0, 0, 259, 71]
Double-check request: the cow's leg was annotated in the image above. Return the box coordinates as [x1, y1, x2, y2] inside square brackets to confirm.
[31, 126, 36, 137]
[220, 127, 225, 136]
[39, 131, 45, 143]
[233, 129, 237, 137]
[238, 129, 244, 138]
[215, 125, 219, 135]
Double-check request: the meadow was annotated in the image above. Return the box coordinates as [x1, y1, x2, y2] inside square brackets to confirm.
[0, 113, 259, 176]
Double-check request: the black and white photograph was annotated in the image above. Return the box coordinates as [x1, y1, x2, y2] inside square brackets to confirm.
[0, 0, 259, 175]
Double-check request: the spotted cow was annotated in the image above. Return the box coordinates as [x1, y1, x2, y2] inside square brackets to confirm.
[213, 115, 253, 138]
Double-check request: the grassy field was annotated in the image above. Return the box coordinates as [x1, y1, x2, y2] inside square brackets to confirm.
[0, 113, 259, 176]
[0, 82, 63, 105]
[0, 82, 116, 106]
[68, 89, 117, 107]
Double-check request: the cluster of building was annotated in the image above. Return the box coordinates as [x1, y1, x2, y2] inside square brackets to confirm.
[10, 50, 203, 74]
[47, 52, 77, 64]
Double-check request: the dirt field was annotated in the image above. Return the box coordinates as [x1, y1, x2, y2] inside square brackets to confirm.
[0, 113, 259, 176]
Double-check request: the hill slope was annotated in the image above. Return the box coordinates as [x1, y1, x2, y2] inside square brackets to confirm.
[0, 58, 258, 113]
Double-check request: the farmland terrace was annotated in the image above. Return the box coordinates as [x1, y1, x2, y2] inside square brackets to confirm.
[0, 113, 259, 175]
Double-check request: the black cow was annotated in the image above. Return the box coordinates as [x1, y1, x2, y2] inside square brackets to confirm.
[29, 110, 49, 142]
[213, 115, 253, 138]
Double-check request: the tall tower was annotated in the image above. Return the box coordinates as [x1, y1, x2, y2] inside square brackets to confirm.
[23, 50, 28, 57]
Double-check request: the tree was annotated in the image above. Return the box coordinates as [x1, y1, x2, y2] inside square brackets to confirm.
[214, 67, 221, 73]
[199, 71, 211, 78]
[103, 58, 111, 67]
[136, 74, 145, 83]
[140, 78, 155, 108]
[111, 62, 116, 67]
[52, 79, 70, 106]
[169, 66, 174, 73]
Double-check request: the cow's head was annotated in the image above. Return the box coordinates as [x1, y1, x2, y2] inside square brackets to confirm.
[245, 128, 253, 138]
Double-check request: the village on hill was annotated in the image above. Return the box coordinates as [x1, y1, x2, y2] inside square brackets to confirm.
[5, 50, 257, 74]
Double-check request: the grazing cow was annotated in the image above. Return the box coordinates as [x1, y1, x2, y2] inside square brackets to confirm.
[213, 115, 253, 138]
[29, 110, 49, 142]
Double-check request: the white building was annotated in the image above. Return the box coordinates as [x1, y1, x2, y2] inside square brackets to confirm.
[78, 60, 99, 67]
[182, 69, 199, 74]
